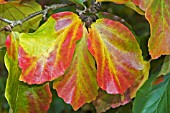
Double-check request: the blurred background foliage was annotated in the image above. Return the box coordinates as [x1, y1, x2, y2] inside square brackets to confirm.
[0, 0, 151, 113]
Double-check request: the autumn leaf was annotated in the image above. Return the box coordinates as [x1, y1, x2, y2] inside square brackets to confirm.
[53, 27, 98, 110]
[93, 89, 131, 113]
[131, 0, 153, 11]
[96, 0, 129, 4]
[147, 0, 170, 59]
[88, 19, 147, 94]
[0, 0, 42, 48]
[5, 32, 52, 113]
[19, 12, 83, 84]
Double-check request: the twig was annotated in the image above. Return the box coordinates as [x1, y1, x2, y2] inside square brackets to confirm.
[0, 3, 74, 32]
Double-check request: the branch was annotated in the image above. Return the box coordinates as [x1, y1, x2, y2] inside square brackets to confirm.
[0, 2, 74, 32]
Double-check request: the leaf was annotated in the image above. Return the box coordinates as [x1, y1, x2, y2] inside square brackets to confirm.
[5, 32, 52, 113]
[53, 27, 98, 110]
[158, 55, 170, 76]
[125, 1, 144, 15]
[97, 12, 133, 30]
[70, 0, 86, 7]
[0, 1, 42, 48]
[93, 89, 131, 113]
[133, 73, 170, 113]
[88, 19, 147, 94]
[129, 61, 150, 98]
[132, 0, 153, 11]
[147, 0, 170, 59]
[96, 0, 130, 4]
[19, 12, 83, 84]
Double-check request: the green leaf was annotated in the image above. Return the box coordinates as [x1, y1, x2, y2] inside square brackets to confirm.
[19, 12, 83, 84]
[125, 1, 144, 15]
[96, 0, 130, 4]
[70, 0, 86, 7]
[53, 27, 98, 110]
[88, 18, 148, 94]
[5, 32, 52, 113]
[147, 0, 170, 59]
[0, 1, 42, 48]
[133, 73, 170, 113]
[158, 55, 170, 76]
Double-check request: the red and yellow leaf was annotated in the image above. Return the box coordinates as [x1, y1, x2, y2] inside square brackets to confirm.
[19, 12, 83, 84]
[88, 19, 147, 94]
[5, 32, 52, 113]
[53, 27, 98, 110]
[147, 0, 170, 59]
[96, 0, 130, 4]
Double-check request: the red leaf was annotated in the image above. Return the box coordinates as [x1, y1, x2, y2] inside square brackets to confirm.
[88, 19, 146, 94]
[19, 12, 83, 84]
[53, 28, 98, 110]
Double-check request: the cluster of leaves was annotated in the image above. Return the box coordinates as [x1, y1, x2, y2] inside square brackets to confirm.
[0, 0, 170, 113]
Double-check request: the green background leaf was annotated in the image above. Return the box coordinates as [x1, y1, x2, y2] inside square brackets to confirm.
[0, 1, 42, 48]
[133, 72, 170, 113]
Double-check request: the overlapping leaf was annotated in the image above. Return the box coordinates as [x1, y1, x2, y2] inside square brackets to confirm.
[158, 55, 170, 76]
[70, 0, 86, 7]
[125, 1, 144, 15]
[131, 0, 153, 11]
[93, 89, 131, 113]
[133, 73, 170, 113]
[147, 0, 170, 59]
[19, 12, 83, 84]
[88, 19, 147, 94]
[0, 0, 42, 48]
[53, 27, 98, 110]
[96, 0, 129, 4]
[5, 32, 52, 113]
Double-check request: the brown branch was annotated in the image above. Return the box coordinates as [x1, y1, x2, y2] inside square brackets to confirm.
[0, 2, 74, 32]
